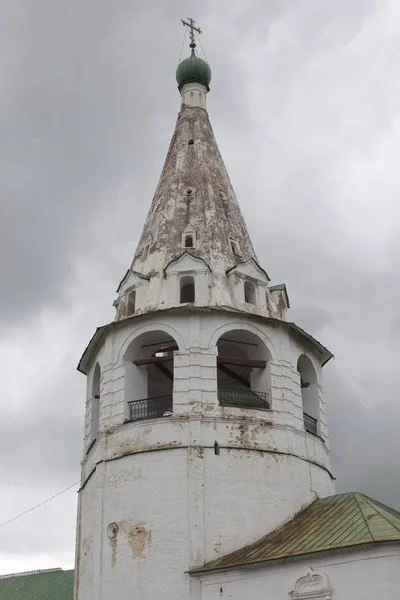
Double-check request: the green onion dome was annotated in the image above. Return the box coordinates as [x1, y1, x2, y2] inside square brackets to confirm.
[176, 49, 212, 91]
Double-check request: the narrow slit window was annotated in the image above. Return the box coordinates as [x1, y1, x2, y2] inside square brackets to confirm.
[230, 240, 240, 256]
[180, 276, 195, 303]
[143, 244, 150, 260]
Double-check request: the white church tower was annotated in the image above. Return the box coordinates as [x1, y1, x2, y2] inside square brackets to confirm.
[74, 20, 334, 600]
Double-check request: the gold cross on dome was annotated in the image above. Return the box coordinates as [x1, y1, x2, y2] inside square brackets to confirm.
[181, 17, 202, 46]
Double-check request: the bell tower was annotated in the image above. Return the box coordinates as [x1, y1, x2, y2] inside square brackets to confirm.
[74, 22, 334, 600]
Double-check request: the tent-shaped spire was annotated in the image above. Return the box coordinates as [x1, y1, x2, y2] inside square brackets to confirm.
[131, 102, 257, 273]
[114, 37, 288, 321]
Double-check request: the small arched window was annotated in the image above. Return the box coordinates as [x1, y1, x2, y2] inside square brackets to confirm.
[244, 281, 257, 305]
[185, 235, 194, 248]
[180, 276, 195, 303]
[126, 290, 136, 317]
[91, 363, 101, 442]
[188, 138, 194, 145]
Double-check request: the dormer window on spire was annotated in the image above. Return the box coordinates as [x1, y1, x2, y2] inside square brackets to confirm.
[185, 235, 194, 248]
[181, 225, 196, 250]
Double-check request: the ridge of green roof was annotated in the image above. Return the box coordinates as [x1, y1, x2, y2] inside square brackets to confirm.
[190, 492, 400, 574]
[0, 569, 74, 600]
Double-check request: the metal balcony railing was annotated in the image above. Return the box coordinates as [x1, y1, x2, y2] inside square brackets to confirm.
[218, 388, 270, 410]
[303, 412, 318, 435]
[127, 395, 173, 422]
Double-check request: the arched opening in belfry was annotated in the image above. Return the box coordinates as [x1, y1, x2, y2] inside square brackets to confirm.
[297, 355, 319, 435]
[180, 275, 195, 303]
[91, 363, 101, 441]
[216, 330, 271, 410]
[124, 330, 179, 422]
[126, 290, 136, 317]
[244, 280, 257, 305]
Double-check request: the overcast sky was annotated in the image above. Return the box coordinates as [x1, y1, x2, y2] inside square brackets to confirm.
[0, 0, 399, 575]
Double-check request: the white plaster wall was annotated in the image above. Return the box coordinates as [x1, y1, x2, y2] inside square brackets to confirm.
[181, 82, 208, 109]
[75, 444, 332, 600]
[76, 310, 334, 600]
[196, 544, 400, 600]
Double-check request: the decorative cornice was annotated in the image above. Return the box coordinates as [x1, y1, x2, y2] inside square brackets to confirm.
[77, 306, 333, 374]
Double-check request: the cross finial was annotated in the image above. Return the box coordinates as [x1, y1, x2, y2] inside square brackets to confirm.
[181, 17, 202, 48]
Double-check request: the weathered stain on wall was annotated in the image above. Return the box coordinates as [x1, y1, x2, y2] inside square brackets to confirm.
[110, 536, 117, 568]
[117, 521, 152, 560]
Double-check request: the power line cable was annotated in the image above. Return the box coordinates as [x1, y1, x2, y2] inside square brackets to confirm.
[178, 27, 187, 64]
[0, 480, 80, 530]
[197, 33, 209, 63]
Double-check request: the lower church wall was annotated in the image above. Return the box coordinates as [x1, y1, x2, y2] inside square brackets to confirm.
[75, 445, 333, 600]
[195, 544, 400, 600]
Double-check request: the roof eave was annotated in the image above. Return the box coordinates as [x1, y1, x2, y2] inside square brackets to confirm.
[269, 283, 290, 308]
[189, 541, 386, 575]
[163, 251, 211, 276]
[226, 258, 270, 281]
[116, 269, 150, 293]
[288, 322, 333, 366]
[77, 306, 333, 374]
[77, 324, 111, 374]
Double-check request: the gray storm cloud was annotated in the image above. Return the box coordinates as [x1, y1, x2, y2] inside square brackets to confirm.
[0, 0, 399, 574]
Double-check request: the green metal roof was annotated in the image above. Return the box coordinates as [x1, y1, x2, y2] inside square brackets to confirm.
[191, 493, 400, 574]
[0, 568, 74, 600]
